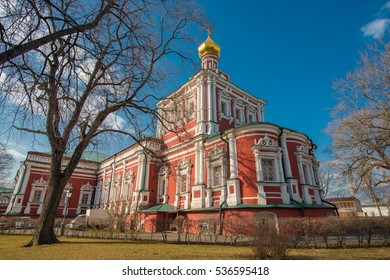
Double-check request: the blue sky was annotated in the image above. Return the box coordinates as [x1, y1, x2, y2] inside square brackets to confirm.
[197, 0, 390, 159]
[2, 0, 390, 166]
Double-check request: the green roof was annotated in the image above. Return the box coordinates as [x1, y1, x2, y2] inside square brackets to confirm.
[80, 151, 109, 162]
[0, 187, 13, 193]
[139, 202, 335, 214]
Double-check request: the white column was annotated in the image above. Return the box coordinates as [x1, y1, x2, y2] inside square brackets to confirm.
[257, 102, 264, 122]
[194, 143, 200, 184]
[199, 143, 205, 184]
[273, 157, 280, 182]
[94, 184, 102, 208]
[309, 163, 316, 186]
[102, 169, 107, 208]
[195, 77, 206, 134]
[207, 75, 213, 133]
[163, 172, 169, 204]
[228, 133, 238, 178]
[297, 155, 305, 184]
[254, 151, 263, 181]
[136, 154, 146, 191]
[277, 151, 285, 182]
[212, 77, 218, 124]
[280, 134, 292, 178]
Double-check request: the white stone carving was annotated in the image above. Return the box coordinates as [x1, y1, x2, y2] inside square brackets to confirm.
[208, 145, 224, 158]
[33, 177, 48, 185]
[296, 144, 310, 154]
[253, 134, 278, 147]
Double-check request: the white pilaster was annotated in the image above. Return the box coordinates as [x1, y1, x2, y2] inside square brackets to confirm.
[228, 133, 238, 178]
[280, 134, 292, 178]
[257, 182, 267, 205]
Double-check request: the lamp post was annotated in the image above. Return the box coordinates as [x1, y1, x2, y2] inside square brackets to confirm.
[60, 189, 72, 236]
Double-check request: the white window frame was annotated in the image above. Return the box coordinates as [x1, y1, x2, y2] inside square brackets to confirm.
[247, 106, 257, 123]
[186, 92, 196, 120]
[233, 99, 245, 124]
[175, 158, 191, 194]
[218, 91, 234, 123]
[174, 158, 192, 209]
[261, 158, 276, 182]
[32, 189, 43, 203]
[25, 177, 49, 214]
[77, 182, 94, 213]
[157, 165, 169, 203]
[252, 135, 284, 183]
[81, 193, 90, 205]
[206, 146, 226, 188]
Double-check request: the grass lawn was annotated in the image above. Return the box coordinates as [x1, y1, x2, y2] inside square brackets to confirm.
[1, 235, 390, 260]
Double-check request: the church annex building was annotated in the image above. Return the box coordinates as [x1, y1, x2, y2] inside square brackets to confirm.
[5, 34, 337, 232]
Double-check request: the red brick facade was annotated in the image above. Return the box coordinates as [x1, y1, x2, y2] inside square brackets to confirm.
[5, 34, 337, 230]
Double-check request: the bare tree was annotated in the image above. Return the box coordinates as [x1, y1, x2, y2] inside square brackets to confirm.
[318, 160, 336, 198]
[327, 41, 390, 210]
[0, 143, 16, 188]
[0, 0, 204, 246]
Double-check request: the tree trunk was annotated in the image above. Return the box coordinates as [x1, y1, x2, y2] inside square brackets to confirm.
[26, 156, 67, 246]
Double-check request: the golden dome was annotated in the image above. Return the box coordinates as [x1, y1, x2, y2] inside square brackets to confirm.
[198, 32, 221, 58]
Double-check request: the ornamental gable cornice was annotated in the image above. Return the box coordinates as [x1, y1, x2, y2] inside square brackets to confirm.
[32, 177, 48, 185]
[175, 158, 191, 170]
[296, 143, 310, 154]
[207, 145, 224, 158]
[158, 165, 170, 175]
[253, 134, 278, 148]
[218, 90, 232, 100]
[81, 182, 94, 190]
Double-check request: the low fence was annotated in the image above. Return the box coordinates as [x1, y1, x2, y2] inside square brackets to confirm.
[1, 216, 390, 248]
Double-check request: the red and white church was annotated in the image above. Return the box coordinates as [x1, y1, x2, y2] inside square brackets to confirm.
[5, 33, 337, 230]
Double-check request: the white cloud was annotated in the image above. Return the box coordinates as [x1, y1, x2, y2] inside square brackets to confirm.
[7, 148, 26, 161]
[361, 18, 390, 38]
[382, 1, 390, 11]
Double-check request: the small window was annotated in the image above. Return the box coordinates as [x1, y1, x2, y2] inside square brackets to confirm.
[302, 164, 310, 184]
[158, 176, 166, 197]
[32, 190, 42, 203]
[213, 165, 223, 186]
[221, 101, 228, 115]
[81, 193, 89, 205]
[261, 159, 274, 181]
[248, 114, 254, 123]
[235, 108, 244, 122]
[179, 174, 187, 193]
[187, 100, 195, 117]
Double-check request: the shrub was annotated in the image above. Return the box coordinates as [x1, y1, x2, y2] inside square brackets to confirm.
[252, 222, 289, 260]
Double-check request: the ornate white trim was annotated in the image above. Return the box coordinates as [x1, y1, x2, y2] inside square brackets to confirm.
[208, 145, 224, 158]
[296, 143, 310, 154]
[33, 177, 48, 185]
[253, 134, 278, 148]
[80, 182, 94, 190]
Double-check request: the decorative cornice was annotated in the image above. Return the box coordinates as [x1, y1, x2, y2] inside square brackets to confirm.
[253, 134, 278, 148]
[176, 158, 191, 170]
[32, 177, 48, 185]
[81, 182, 94, 190]
[208, 145, 224, 158]
[296, 143, 310, 154]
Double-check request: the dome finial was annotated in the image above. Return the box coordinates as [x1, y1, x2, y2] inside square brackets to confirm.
[206, 25, 211, 37]
[198, 27, 220, 58]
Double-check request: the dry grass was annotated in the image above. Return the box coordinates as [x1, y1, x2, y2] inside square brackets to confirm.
[0, 235, 253, 260]
[1, 235, 390, 260]
[287, 248, 390, 260]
